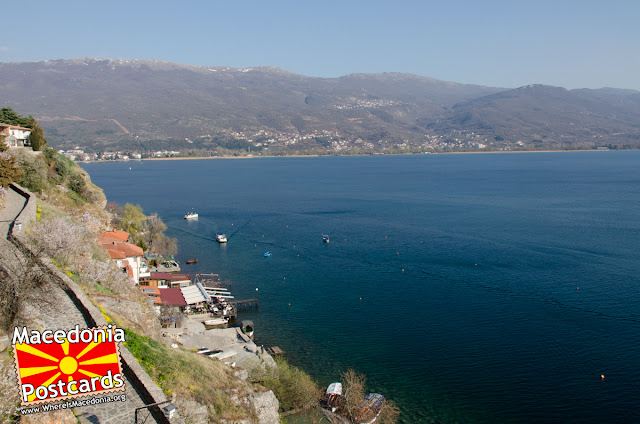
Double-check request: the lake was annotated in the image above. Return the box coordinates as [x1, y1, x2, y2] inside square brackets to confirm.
[81, 151, 640, 423]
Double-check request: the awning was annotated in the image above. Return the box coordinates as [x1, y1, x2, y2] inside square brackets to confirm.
[180, 282, 211, 305]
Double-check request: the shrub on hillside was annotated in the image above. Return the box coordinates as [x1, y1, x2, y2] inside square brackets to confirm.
[29, 216, 91, 268]
[0, 151, 23, 188]
[256, 357, 320, 413]
[16, 152, 48, 193]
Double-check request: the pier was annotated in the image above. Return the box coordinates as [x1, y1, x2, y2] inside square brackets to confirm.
[231, 298, 259, 310]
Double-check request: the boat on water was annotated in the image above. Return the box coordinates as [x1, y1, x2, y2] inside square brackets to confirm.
[216, 233, 227, 243]
[322, 234, 330, 243]
[356, 393, 384, 424]
[186, 259, 198, 264]
[240, 320, 255, 339]
[184, 211, 198, 220]
[320, 382, 343, 413]
[264, 251, 271, 257]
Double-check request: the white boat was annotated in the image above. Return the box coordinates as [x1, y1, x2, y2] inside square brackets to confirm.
[216, 233, 227, 243]
[184, 212, 198, 220]
[204, 318, 229, 329]
[320, 382, 343, 413]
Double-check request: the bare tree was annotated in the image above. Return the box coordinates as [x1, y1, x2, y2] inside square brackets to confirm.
[158, 303, 182, 328]
[338, 369, 399, 424]
[340, 369, 366, 423]
[0, 248, 51, 333]
[28, 216, 91, 269]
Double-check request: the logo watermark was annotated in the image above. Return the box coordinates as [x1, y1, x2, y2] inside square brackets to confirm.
[12, 325, 126, 406]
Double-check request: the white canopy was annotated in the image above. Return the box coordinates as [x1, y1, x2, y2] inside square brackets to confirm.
[181, 282, 211, 305]
[326, 382, 342, 396]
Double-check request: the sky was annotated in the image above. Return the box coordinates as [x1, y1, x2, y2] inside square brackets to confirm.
[1, 0, 638, 90]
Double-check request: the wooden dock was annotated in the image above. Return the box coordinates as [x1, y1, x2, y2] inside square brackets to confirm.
[266, 346, 284, 356]
[230, 298, 258, 309]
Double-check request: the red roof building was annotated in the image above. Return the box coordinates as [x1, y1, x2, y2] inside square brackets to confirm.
[158, 288, 187, 306]
[97, 231, 145, 285]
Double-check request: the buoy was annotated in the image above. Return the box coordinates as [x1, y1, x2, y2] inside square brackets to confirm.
[288, 303, 291, 306]
[397, 252, 400, 255]
[601, 374, 605, 379]
[385, 236, 387, 239]
[293, 245, 295, 248]
[359, 297, 362, 300]
[577, 287, 579, 290]
[402, 269, 404, 272]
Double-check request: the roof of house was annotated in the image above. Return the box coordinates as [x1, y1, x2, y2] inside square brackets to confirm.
[142, 287, 162, 304]
[0, 123, 32, 131]
[105, 249, 126, 260]
[97, 238, 143, 258]
[158, 288, 187, 306]
[98, 231, 130, 242]
[149, 272, 191, 281]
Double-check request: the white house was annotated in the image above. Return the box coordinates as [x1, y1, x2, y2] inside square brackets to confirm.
[0, 123, 32, 148]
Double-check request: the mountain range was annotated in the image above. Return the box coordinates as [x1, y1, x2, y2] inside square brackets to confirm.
[1, 58, 639, 154]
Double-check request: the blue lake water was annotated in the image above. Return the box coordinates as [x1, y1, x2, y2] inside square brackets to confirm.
[81, 152, 640, 423]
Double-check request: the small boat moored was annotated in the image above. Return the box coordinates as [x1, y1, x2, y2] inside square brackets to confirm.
[320, 382, 343, 413]
[184, 211, 198, 220]
[204, 317, 229, 329]
[356, 393, 384, 424]
[216, 233, 228, 243]
[322, 234, 330, 243]
[240, 320, 255, 339]
[264, 251, 271, 257]
[186, 259, 198, 264]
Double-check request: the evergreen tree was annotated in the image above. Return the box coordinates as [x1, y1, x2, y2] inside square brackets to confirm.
[29, 123, 47, 151]
[0, 107, 34, 127]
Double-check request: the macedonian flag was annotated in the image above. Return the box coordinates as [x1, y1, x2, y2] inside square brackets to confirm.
[13, 326, 125, 405]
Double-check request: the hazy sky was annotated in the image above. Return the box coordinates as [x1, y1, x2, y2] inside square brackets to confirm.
[2, 0, 638, 89]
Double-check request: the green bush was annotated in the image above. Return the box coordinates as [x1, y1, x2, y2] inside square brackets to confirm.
[258, 357, 320, 412]
[68, 172, 87, 196]
[19, 155, 48, 192]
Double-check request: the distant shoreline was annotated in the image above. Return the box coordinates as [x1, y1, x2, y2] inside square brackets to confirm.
[140, 149, 615, 161]
[79, 149, 622, 164]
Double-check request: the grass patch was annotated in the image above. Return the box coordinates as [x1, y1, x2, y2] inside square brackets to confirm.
[85, 281, 116, 295]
